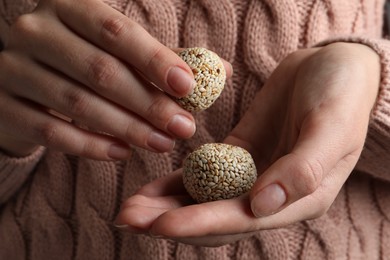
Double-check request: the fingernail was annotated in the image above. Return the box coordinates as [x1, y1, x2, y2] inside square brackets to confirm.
[167, 114, 196, 138]
[108, 144, 131, 160]
[149, 231, 165, 239]
[251, 184, 286, 217]
[114, 224, 129, 230]
[167, 67, 196, 96]
[113, 223, 145, 234]
[147, 132, 175, 152]
[227, 62, 233, 77]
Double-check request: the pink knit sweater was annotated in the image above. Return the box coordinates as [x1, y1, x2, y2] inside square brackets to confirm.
[1, 0, 390, 259]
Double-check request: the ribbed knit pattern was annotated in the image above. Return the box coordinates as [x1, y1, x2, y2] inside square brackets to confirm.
[1, 0, 390, 259]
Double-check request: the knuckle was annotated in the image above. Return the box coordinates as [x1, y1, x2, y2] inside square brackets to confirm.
[143, 45, 165, 72]
[124, 124, 139, 145]
[123, 121, 136, 141]
[87, 55, 119, 92]
[123, 119, 150, 147]
[145, 95, 171, 125]
[38, 122, 59, 147]
[63, 89, 91, 117]
[78, 138, 101, 159]
[11, 14, 40, 39]
[292, 155, 324, 196]
[100, 16, 128, 45]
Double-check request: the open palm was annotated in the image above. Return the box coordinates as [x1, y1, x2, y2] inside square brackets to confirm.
[115, 43, 380, 246]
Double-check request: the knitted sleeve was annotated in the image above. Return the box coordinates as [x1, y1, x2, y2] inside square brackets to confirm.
[318, 37, 390, 182]
[0, 147, 45, 205]
[354, 38, 390, 182]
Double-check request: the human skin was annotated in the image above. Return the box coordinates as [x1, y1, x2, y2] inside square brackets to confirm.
[115, 42, 381, 247]
[0, 0, 231, 160]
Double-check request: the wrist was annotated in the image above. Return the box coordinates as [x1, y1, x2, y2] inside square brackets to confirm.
[330, 42, 381, 107]
[329, 42, 381, 112]
[356, 43, 381, 109]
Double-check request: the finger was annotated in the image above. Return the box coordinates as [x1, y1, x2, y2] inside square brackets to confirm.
[173, 48, 234, 79]
[115, 158, 352, 238]
[114, 170, 191, 230]
[51, 0, 196, 97]
[12, 15, 196, 140]
[249, 105, 364, 217]
[148, 161, 350, 238]
[114, 114, 361, 238]
[1, 53, 176, 153]
[135, 169, 187, 197]
[116, 206, 169, 232]
[116, 195, 255, 244]
[149, 196, 254, 237]
[121, 193, 192, 210]
[0, 94, 131, 160]
[221, 58, 233, 79]
[115, 194, 192, 231]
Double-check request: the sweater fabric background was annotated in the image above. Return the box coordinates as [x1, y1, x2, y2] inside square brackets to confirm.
[0, 0, 390, 259]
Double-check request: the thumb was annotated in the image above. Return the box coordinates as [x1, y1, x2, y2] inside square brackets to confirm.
[249, 111, 364, 218]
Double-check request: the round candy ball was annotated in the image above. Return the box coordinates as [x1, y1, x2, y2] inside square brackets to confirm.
[176, 47, 226, 112]
[183, 143, 257, 203]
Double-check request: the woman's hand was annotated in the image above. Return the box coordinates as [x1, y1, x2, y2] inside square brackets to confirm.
[0, 0, 231, 159]
[115, 42, 381, 246]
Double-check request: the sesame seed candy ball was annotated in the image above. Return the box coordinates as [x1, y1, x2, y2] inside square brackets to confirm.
[183, 143, 257, 203]
[176, 47, 226, 112]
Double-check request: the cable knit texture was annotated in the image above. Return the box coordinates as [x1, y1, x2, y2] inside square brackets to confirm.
[1, 0, 390, 259]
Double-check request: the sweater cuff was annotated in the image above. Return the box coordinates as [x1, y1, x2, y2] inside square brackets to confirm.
[316, 37, 390, 182]
[0, 147, 46, 204]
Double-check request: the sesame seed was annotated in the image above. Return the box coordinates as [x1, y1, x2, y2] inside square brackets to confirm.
[175, 47, 226, 112]
[182, 143, 257, 203]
